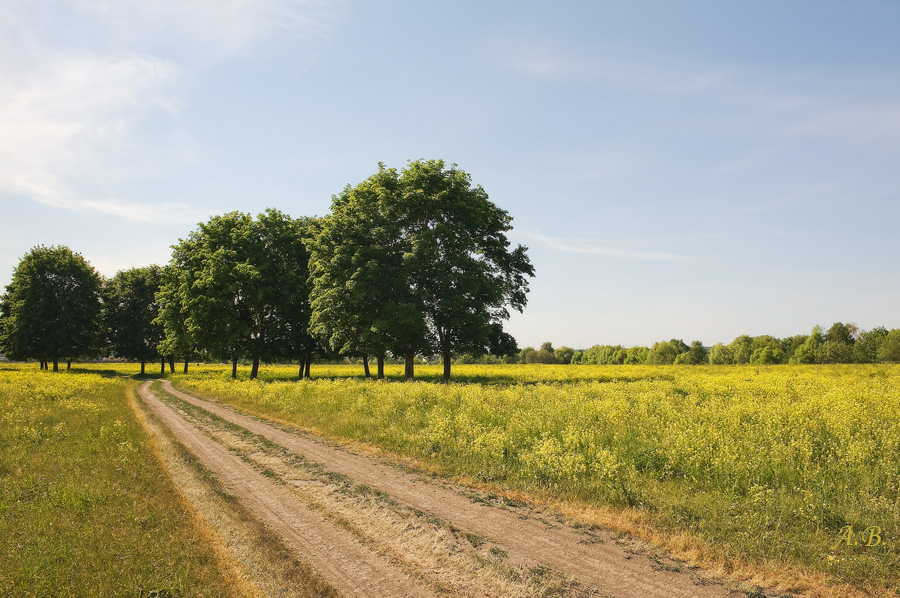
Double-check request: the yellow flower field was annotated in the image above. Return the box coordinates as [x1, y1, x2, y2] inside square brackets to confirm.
[176, 363, 900, 593]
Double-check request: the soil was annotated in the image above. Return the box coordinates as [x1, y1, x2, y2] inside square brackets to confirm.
[138, 380, 743, 598]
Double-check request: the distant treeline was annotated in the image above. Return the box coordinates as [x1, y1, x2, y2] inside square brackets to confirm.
[455, 324, 900, 365]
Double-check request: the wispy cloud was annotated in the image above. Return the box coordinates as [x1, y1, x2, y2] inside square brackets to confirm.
[0, 0, 342, 223]
[76, 0, 342, 61]
[493, 35, 900, 147]
[0, 52, 184, 221]
[523, 232, 689, 262]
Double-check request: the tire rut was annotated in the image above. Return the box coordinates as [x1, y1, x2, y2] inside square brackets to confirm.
[157, 380, 735, 598]
[138, 381, 436, 598]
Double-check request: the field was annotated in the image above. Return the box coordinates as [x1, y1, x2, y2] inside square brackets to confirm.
[2, 362, 898, 596]
[175, 363, 900, 596]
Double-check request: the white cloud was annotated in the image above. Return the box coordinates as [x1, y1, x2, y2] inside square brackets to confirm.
[0, 52, 183, 221]
[0, 0, 342, 223]
[523, 232, 688, 262]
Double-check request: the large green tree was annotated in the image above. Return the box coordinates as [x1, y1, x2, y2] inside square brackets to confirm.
[169, 209, 315, 379]
[0, 246, 102, 371]
[398, 159, 533, 380]
[102, 266, 164, 375]
[310, 160, 532, 381]
[308, 165, 427, 379]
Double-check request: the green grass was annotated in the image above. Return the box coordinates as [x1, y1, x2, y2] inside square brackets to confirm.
[0, 364, 245, 597]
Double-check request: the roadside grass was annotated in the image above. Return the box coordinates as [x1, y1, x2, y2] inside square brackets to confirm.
[0, 364, 248, 597]
[172, 363, 900, 597]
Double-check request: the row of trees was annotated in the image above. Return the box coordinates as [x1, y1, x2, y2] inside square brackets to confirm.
[0, 160, 535, 380]
[570, 322, 900, 365]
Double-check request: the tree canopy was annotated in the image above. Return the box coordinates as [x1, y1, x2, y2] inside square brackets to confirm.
[102, 265, 163, 374]
[167, 209, 316, 379]
[0, 246, 102, 370]
[309, 159, 534, 381]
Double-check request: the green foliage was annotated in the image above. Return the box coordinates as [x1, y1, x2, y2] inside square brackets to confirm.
[647, 339, 688, 365]
[727, 335, 753, 365]
[167, 209, 315, 378]
[791, 326, 824, 364]
[309, 160, 534, 380]
[750, 345, 785, 365]
[102, 266, 163, 368]
[707, 343, 733, 365]
[398, 159, 535, 379]
[674, 340, 708, 365]
[0, 246, 102, 369]
[307, 165, 427, 370]
[877, 329, 900, 362]
[853, 327, 888, 364]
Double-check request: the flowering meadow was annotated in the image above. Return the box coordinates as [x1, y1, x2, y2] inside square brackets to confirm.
[177, 363, 900, 593]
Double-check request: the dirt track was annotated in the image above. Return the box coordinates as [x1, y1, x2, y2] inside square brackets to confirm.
[138, 380, 739, 598]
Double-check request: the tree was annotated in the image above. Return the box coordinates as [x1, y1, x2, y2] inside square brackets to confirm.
[825, 322, 856, 345]
[708, 343, 733, 365]
[0, 246, 102, 371]
[727, 335, 753, 364]
[170, 209, 315, 380]
[647, 339, 688, 365]
[311, 160, 534, 381]
[750, 346, 785, 364]
[308, 166, 427, 379]
[624, 346, 649, 364]
[674, 340, 708, 365]
[398, 159, 534, 381]
[791, 326, 824, 364]
[103, 266, 164, 375]
[852, 327, 888, 363]
[155, 264, 203, 374]
[554, 346, 576, 365]
[877, 329, 900, 362]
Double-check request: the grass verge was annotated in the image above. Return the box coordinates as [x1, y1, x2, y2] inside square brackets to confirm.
[0, 365, 244, 597]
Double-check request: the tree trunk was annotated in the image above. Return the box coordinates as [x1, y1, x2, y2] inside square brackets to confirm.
[362, 355, 371, 378]
[140, 360, 145, 375]
[377, 354, 385, 380]
[250, 356, 260, 380]
[53, 358, 59, 372]
[298, 360, 304, 379]
[304, 358, 311, 379]
[161, 358, 166, 375]
[231, 358, 238, 379]
[67, 360, 72, 370]
[183, 359, 189, 374]
[168, 356, 175, 373]
[442, 350, 452, 382]
[405, 353, 414, 380]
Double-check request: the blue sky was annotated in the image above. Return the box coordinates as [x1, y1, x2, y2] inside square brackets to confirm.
[2, 1, 899, 348]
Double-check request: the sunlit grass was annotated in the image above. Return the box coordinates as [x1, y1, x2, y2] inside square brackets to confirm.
[0, 364, 246, 597]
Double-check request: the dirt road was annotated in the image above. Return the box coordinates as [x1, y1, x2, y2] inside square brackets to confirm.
[138, 380, 739, 598]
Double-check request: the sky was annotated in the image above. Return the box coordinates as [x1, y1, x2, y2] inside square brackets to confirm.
[2, 1, 899, 349]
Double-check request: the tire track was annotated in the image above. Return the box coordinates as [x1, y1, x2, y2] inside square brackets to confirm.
[138, 381, 436, 598]
[158, 380, 735, 598]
